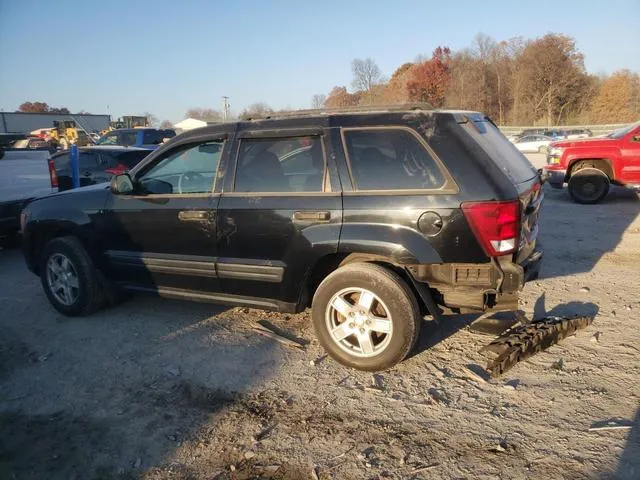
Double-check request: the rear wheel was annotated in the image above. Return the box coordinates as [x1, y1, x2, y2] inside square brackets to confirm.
[538, 145, 548, 154]
[568, 167, 610, 204]
[311, 263, 421, 371]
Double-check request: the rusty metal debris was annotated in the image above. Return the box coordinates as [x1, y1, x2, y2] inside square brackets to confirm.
[480, 315, 594, 377]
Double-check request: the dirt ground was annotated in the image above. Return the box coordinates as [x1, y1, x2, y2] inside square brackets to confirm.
[1, 154, 639, 480]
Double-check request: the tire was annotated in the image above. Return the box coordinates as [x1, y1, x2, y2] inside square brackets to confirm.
[538, 145, 547, 154]
[39, 236, 106, 316]
[568, 167, 610, 204]
[311, 263, 421, 371]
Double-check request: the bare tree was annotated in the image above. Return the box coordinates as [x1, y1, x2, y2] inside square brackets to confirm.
[351, 58, 382, 104]
[159, 120, 173, 129]
[185, 108, 222, 122]
[143, 112, 158, 127]
[239, 102, 274, 120]
[311, 94, 327, 109]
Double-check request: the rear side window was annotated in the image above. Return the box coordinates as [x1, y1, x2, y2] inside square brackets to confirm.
[53, 153, 98, 170]
[343, 129, 445, 191]
[466, 119, 537, 184]
[79, 152, 100, 169]
[235, 136, 324, 193]
[104, 150, 150, 169]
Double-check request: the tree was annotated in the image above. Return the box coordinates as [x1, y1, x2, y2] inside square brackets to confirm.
[591, 70, 640, 123]
[160, 120, 174, 129]
[351, 58, 383, 104]
[514, 34, 587, 126]
[311, 94, 327, 109]
[49, 107, 70, 114]
[239, 102, 274, 120]
[17, 101, 70, 113]
[383, 62, 414, 104]
[324, 86, 360, 108]
[406, 47, 452, 107]
[143, 112, 158, 127]
[185, 108, 222, 122]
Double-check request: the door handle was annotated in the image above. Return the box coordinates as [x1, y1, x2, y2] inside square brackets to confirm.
[178, 210, 209, 221]
[293, 211, 331, 222]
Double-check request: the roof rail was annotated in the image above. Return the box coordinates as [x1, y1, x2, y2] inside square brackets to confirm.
[247, 103, 435, 121]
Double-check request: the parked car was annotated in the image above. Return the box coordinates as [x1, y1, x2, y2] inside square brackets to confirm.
[565, 128, 592, 139]
[11, 137, 54, 151]
[48, 146, 152, 191]
[21, 107, 543, 371]
[542, 129, 568, 140]
[543, 121, 640, 203]
[514, 135, 554, 153]
[96, 128, 176, 149]
[0, 150, 55, 244]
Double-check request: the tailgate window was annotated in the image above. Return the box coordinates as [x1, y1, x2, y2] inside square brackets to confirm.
[465, 117, 538, 184]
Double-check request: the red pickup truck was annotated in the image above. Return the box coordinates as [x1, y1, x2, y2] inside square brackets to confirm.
[543, 122, 640, 203]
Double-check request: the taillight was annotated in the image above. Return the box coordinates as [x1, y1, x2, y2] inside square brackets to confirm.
[462, 200, 520, 256]
[104, 163, 127, 175]
[48, 159, 58, 188]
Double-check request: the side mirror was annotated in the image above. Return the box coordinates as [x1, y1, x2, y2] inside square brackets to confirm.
[631, 135, 640, 143]
[111, 173, 134, 194]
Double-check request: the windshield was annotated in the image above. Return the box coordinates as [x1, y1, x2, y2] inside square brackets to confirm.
[608, 122, 640, 139]
[97, 133, 118, 145]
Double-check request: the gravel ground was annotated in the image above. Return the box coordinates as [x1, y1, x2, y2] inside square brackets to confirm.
[1, 154, 639, 479]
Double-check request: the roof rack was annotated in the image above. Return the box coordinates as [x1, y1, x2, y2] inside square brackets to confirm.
[247, 103, 435, 121]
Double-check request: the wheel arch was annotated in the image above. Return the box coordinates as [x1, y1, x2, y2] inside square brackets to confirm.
[302, 252, 436, 317]
[566, 158, 614, 182]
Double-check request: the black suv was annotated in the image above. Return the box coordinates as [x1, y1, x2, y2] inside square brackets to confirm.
[21, 106, 543, 371]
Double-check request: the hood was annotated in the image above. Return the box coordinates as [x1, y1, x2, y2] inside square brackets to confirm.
[551, 137, 618, 149]
[33, 182, 110, 202]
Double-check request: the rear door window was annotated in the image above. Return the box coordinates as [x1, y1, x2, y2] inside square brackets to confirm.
[342, 128, 445, 191]
[234, 136, 324, 193]
[466, 118, 538, 184]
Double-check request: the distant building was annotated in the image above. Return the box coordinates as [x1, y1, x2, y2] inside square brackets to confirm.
[0, 112, 111, 134]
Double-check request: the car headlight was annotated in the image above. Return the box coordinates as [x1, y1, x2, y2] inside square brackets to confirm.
[548, 147, 564, 157]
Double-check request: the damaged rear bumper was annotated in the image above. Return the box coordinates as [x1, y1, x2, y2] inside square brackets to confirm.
[408, 246, 543, 312]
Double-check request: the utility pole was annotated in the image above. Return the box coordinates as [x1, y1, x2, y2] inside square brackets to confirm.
[222, 96, 230, 121]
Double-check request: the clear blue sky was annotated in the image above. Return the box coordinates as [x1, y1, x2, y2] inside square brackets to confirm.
[1, 0, 638, 123]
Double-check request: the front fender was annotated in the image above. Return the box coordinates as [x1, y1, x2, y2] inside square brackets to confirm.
[338, 223, 442, 265]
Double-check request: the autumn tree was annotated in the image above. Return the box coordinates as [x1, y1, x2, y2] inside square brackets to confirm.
[18, 101, 70, 114]
[311, 94, 327, 109]
[591, 70, 640, 123]
[515, 34, 587, 126]
[407, 47, 452, 107]
[324, 86, 360, 108]
[185, 108, 222, 122]
[383, 62, 414, 104]
[351, 58, 383, 104]
[239, 102, 274, 120]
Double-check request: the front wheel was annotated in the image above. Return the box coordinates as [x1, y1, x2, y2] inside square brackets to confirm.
[568, 168, 610, 204]
[40, 236, 106, 316]
[311, 263, 421, 371]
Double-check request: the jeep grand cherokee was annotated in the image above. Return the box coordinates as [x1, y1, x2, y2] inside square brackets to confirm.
[21, 106, 543, 371]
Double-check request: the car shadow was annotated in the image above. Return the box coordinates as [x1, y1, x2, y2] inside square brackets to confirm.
[0, 247, 290, 479]
[613, 407, 640, 480]
[538, 184, 639, 280]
